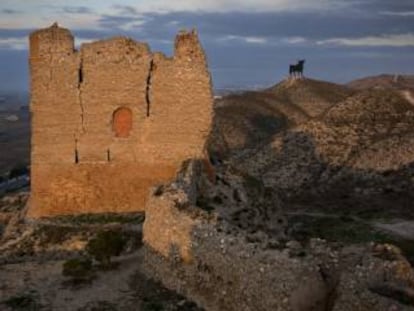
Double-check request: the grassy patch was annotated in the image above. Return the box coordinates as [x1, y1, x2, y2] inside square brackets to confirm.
[289, 214, 414, 263]
[77, 300, 117, 311]
[289, 214, 389, 244]
[35, 224, 79, 246]
[142, 301, 164, 311]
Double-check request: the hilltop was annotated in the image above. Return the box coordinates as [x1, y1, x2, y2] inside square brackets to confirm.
[209, 78, 353, 158]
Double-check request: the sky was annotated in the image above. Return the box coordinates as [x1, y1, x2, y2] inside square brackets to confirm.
[0, 0, 413, 92]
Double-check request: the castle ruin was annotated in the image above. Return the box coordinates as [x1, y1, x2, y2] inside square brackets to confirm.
[28, 23, 213, 218]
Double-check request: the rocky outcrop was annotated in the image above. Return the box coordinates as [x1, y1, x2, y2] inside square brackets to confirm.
[142, 160, 414, 311]
[236, 87, 414, 201]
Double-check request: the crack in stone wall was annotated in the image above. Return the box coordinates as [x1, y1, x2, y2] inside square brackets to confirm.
[77, 55, 86, 133]
[146, 58, 154, 117]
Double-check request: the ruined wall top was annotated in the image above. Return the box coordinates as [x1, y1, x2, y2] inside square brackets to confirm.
[29, 23, 207, 67]
[81, 37, 152, 65]
[29, 22, 74, 59]
[174, 29, 206, 64]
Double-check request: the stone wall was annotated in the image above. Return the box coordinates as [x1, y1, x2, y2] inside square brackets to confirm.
[28, 23, 213, 218]
[143, 160, 208, 263]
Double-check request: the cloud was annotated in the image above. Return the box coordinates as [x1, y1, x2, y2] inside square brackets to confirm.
[168, 20, 181, 26]
[0, 37, 27, 50]
[379, 11, 414, 17]
[0, 2, 101, 29]
[74, 37, 99, 47]
[61, 6, 93, 14]
[317, 34, 414, 47]
[217, 34, 317, 46]
[218, 35, 268, 44]
[217, 35, 311, 46]
[282, 36, 307, 44]
[97, 15, 148, 31]
[2, 9, 20, 14]
[111, 5, 138, 15]
[127, 0, 346, 13]
[0, 0, 350, 29]
[244, 37, 268, 44]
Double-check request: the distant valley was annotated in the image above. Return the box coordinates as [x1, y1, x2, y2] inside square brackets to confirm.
[0, 91, 30, 176]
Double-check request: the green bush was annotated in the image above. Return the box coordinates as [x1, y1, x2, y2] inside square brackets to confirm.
[62, 258, 94, 283]
[3, 291, 40, 311]
[86, 230, 126, 268]
[63, 258, 92, 278]
[142, 301, 164, 311]
[78, 300, 117, 311]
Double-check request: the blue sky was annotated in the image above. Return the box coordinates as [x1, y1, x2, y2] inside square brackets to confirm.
[0, 0, 413, 91]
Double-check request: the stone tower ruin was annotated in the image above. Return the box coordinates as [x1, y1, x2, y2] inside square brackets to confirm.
[28, 23, 213, 218]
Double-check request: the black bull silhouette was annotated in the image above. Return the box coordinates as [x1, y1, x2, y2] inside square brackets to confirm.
[289, 60, 305, 78]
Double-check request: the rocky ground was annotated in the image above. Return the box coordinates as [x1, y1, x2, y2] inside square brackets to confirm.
[0, 192, 202, 311]
[142, 160, 414, 310]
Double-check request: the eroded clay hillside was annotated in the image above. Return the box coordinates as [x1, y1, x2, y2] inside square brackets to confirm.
[227, 79, 414, 220]
[209, 78, 353, 158]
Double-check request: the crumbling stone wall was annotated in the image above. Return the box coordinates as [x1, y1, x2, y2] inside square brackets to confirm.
[143, 161, 414, 311]
[143, 160, 208, 263]
[28, 23, 213, 218]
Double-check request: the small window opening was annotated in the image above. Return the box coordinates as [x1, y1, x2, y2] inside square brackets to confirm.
[112, 107, 133, 138]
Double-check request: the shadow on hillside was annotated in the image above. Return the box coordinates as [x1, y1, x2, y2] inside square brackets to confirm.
[244, 131, 414, 217]
[212, 130, 414, 261]
[207, 95, 288, 161]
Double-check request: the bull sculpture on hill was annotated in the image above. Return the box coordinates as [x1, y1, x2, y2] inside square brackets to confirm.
[289, 59, 305, 79]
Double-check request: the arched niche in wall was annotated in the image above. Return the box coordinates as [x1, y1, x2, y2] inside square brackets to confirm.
[112, 107, 133, 138]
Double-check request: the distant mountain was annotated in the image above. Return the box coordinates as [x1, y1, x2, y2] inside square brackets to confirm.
[347, 74, 414, 91]
[0, 91, 29, 111]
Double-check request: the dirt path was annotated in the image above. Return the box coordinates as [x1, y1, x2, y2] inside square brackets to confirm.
[287, 211, 414, 242]
[402, 90, 414, 106]
[0, 253, 142, 310]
